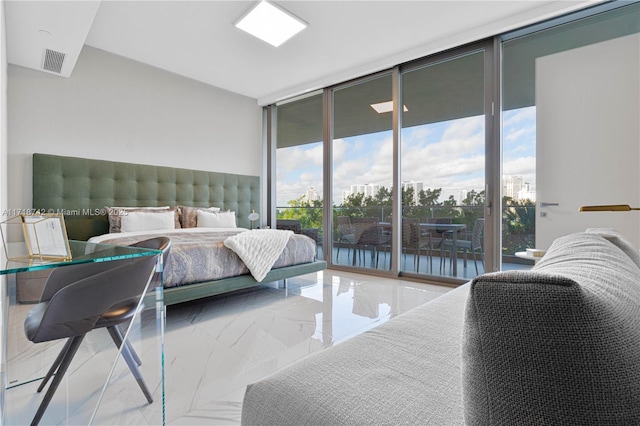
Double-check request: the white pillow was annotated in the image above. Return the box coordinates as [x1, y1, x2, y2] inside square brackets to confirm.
[120, 210, 176, 233]
[106, 206, 172, 233]
[197, 210, 237, 228]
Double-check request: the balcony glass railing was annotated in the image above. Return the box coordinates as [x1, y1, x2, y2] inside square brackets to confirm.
[276, 204, 536, 272]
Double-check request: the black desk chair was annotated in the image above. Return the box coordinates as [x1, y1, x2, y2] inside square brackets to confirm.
[23, 237, 170, 425]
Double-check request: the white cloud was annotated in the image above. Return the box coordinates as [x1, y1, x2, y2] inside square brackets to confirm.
[402, 125, 431, 141]
[276, 143, 324, 205]
[278, 111, 536, 206]
[503, 106, 536, 128]
[332, 135, 395, 201]
[333, 138, 347, 162]
[442, 115, 484, 141]
[505, 127, 534, 144]
[503, 156, 535, 179]
[277, 142, 322, 172]
[401, 116, 484, 186]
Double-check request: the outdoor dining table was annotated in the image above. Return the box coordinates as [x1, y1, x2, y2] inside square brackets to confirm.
[419, 222, 467, 276]
[378, 222, 467, 276]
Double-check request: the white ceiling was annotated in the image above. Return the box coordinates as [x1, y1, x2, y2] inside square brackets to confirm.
[5, 0, 598, 105]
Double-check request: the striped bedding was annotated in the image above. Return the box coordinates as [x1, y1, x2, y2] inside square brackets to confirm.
[88, 228, 316, 288]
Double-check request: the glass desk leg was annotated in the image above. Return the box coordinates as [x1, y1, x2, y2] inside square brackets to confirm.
[2, 269, 165, 425]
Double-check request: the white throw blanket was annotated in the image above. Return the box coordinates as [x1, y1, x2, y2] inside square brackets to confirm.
[224, 229, 293, 282]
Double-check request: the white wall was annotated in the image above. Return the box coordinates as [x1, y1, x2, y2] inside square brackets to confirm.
[536, 34, 640, 248]
[0, 0, 7, 413]
[7, 46, 262, 215]
[1, 0, 6, 216]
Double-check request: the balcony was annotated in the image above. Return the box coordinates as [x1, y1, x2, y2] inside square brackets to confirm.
[276, 204, 535, 279]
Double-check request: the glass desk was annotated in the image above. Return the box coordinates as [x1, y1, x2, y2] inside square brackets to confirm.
[1, 240, 165, 425]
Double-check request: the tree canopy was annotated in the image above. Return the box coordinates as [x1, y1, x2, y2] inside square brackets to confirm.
[277, 186, 535, 255]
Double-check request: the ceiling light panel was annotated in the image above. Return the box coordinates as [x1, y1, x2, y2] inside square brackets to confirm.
[371, 101, 408, 114]
[235, 1, 307, 47]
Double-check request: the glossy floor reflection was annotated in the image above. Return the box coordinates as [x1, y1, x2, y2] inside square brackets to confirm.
[328, 246, 532, 281]
[165, 269, 453, 425]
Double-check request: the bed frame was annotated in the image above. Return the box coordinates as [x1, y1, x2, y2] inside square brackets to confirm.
[32, 153, 326, 305]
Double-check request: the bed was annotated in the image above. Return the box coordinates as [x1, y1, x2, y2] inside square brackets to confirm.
[31, 153, 326, 305]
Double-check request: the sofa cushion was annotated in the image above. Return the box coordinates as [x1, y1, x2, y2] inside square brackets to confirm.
[242, 284, 469, 425]
[462, 232, 640, 425]
[585, 227, 640, 268]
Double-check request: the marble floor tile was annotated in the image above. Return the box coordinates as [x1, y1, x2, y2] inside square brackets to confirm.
[5, 269, 453, 425]
[165, 269, 453, 425]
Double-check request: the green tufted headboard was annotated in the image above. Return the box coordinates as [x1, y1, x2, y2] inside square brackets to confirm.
[32, 153, 260, 241]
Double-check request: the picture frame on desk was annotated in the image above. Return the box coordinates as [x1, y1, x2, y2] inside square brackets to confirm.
[1, 214, 72, 262]
[21, 214, 72, 261]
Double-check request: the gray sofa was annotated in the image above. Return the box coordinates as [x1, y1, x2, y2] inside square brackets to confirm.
[241, 229, 640, 425]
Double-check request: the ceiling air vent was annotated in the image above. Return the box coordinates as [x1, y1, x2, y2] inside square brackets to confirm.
[42, 49, 66, 74]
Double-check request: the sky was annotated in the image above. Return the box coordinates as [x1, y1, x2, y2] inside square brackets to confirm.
[276, 106, 536, 207]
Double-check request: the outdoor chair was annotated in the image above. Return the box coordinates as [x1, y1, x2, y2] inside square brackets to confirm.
[402, 217, 434, 273]
[336, 216, 355, 262]
[276, 219, 302, 234]
[426, 217, 453, 272]
[351, 217, 387, 267]
[442, 218, 484, 274]
[277, 220, 322, 258]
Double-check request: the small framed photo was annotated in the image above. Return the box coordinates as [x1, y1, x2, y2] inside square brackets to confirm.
[21, 214, 72, 261]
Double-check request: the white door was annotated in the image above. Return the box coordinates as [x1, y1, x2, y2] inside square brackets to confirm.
[536, 34, 640, 249]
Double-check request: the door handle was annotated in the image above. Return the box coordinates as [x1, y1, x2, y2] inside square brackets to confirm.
[540, 202, 559, 207]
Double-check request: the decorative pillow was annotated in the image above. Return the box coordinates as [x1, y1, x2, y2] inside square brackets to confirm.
[120, 210, 176, 233]
[106, 206, 179, 233]
[462, 232, 640, 424]
[178, 205, 221, 228]
[196, 210, 236, 228]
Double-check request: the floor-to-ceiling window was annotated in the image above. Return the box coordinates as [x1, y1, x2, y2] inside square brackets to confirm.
[270, 46, 496, 282]
[268, 1, 639, 283]
[275, 91, 324, 259]
[400, 48, 487, 280]
[331, 73, 394, 271]
[502, 2, 640, 268]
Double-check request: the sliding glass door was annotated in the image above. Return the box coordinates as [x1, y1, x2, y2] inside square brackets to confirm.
[272, 42, 496, 281]
[400, 48, 488, 280]
[326, 46, 494, 280]
[331, 73, 394, 271]
[275, 91, 324, 259]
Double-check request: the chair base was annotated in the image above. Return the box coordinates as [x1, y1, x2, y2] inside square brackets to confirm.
[32, 335, 85, 426]
[30, 326, 153, 425]
[107, 325, 153, 403]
